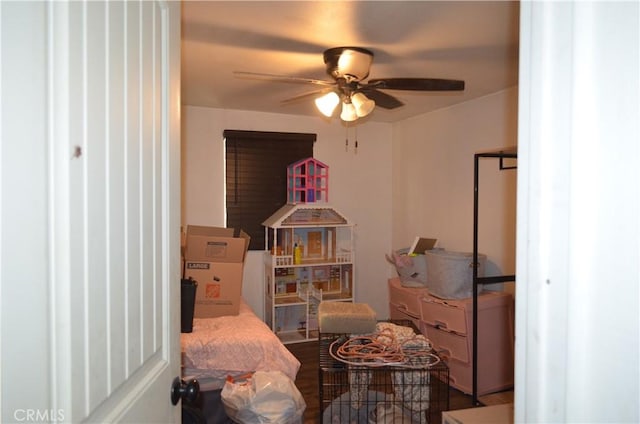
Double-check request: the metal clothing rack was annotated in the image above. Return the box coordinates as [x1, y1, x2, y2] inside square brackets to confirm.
[472, 146, 517, 405]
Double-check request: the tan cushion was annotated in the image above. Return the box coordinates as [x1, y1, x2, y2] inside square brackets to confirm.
[318, 302, 377, 334]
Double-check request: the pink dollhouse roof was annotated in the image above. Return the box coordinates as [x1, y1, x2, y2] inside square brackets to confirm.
[288, 157, 328, 169]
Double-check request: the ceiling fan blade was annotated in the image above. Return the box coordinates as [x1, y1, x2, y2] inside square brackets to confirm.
[280, 89, 328, 104]
[358, 88, 404, 109]
[233, 71, 336, 87]
[368, 78, 465, 91]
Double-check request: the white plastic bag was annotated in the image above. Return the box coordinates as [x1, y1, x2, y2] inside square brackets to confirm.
[221, 371, 306, 424]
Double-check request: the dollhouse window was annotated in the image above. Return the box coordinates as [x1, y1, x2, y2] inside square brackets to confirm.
[224, 130, 315, 250]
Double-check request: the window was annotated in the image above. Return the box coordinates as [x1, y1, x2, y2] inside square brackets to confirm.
[224, 130, 316, 250]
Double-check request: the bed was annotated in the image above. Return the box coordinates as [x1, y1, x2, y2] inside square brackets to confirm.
[181, 298, 301, 391]
[181, 299, 301, 423]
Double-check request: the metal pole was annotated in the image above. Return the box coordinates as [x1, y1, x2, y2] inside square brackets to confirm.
[472, 153, 480, 405]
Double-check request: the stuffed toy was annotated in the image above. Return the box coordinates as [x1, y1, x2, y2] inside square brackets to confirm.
[385, 251, 428, 288]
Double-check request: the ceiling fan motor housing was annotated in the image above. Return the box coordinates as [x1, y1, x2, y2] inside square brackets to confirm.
[323, 47, 374, 82]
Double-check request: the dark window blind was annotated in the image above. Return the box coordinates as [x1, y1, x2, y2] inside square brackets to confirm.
[224, 130, 315, 250]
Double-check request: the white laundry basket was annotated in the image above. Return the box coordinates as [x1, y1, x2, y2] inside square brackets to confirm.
[424, 250, 486, 299]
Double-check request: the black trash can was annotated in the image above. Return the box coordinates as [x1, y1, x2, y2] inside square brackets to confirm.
[181, 277, 198, 333]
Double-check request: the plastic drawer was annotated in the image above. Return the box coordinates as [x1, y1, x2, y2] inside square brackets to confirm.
[419, 291, 514, 336]
[389, 302, 421, 330]
[443, 356, 514, 396]
[387, 277, 429, 320]
[419, 296, 468, 335]
[420, 322, 470, 363]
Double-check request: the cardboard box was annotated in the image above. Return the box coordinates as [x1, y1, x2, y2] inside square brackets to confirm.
[442, 403, 513, 424]
[184, 225, 249, 263]
[183, 261, 245, 318]
[183, 225, 250, 318]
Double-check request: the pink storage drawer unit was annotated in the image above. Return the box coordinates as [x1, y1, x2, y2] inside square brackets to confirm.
[388, 277, 429, 328]
[419, 290, 515, 395]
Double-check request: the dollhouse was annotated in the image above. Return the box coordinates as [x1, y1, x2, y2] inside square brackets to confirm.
[263, 158, 355, 343]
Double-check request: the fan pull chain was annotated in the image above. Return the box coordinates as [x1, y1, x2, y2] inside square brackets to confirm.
[345, 125, 349, 152]
[344, 124, 360, 153]
[354, 127, 358, 154]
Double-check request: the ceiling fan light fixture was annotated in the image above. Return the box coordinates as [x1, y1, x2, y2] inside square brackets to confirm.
[351, 92, 375, 117]
[340, 101, 358, 122]
[314, 91, 340, 117]
[325, 47, 374, 81]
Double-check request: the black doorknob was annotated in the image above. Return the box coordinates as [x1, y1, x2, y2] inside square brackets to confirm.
[170, 377, 200, 405]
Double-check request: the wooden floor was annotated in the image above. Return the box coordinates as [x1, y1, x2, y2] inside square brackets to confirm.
[286, 340, 482, 424]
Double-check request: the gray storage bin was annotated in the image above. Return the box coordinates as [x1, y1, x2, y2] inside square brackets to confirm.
[425, 250, 486, 299]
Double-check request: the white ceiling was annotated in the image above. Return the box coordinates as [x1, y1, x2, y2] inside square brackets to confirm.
[181, 1, 520, 123]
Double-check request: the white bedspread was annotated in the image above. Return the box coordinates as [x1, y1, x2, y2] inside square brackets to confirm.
[181, 299, 300, 390]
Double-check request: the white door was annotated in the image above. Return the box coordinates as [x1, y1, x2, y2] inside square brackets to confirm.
[1, 1, 182, 423]
[515, 2, 639, 423]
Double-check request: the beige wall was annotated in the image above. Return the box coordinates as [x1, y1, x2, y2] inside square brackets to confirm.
[181, 87, 517, 318]
[392, 87, 518, 291]
[181, 107, 394, 317]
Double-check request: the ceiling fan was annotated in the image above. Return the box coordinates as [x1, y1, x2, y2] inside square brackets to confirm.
[234, 46, 465, 122]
